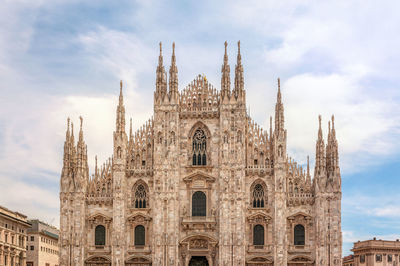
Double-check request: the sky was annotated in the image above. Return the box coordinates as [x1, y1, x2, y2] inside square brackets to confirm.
[0, 0, 399, 255]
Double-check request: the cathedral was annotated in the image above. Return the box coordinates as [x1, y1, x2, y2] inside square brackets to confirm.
[59, 42, 342, 266]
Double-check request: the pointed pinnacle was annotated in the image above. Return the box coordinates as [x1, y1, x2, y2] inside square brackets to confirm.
[159, 42, 162, 55]
[224, 41, 228, 64]
[277, 78, 282, 102]
[332, 115, 335, 129]
[119, 80, 123, 104]
[237, 41, 242, 63]
[79, 116, 83, 130]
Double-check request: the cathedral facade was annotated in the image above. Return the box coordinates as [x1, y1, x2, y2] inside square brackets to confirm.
[59, 42, 342, 266]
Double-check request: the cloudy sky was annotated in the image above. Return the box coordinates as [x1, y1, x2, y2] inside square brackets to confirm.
[0, 0, 399, 255]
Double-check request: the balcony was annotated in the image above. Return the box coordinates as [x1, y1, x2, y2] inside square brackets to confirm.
[181, 216, 217, 231]
[245, 165, 272, 176]
[288, 244, 312, 255]
[247, 244, 273, 253]
[127, 166, 153, 176]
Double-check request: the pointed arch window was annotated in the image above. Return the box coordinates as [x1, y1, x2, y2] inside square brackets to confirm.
[95, 225, 106, 246]
[252, 184, 265, 208]
[192, 129, 207, 166]
[192, 191, 206, 216]
[134, 225, 145, 246]
[294, 224, 305, 245]
[253, 224, 264, 246]
[134, 183, 148, 208]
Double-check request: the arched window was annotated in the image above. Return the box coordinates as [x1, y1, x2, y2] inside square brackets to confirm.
[134, 225, 145, 246]
[134, 184, 147, 208]
[252, 184, 265, 208]
[95, 225, 106, 246]
[192, 191, 206, 216]
[294, 224, 305, 245]
[253, 224, 264, 246]
[192, 129, 206, 166]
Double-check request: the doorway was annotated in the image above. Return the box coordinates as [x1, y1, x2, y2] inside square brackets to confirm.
[189, 256, 209, 266]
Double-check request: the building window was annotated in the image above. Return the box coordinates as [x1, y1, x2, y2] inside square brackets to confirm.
[192, 191, 206, 216]
[134, 225, 145, 246]
[192, 129, 206, 166]
[388, 254, 392, 262]
[294, 224, 305, 245]
[95, 225, 106, 246]
[133, 182, 148, 208]
[376, 254, 382, 262]
[30, 236, 34, 241]
[30, 245, 34, 250]
[135, 184, 147, 208]
[253, 224, 264, 246]
[252, 184, 265, 208]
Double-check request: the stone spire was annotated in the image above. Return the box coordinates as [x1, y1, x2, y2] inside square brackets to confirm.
[326, 115, 340, 187]
[62, 118, 71, 169]
[169, 42, 179, 100]
[306, 155, 311, 185]
[156, 42, 167, 101]
[314, 115, 326, 178]
[76, 116, 88, 188]
[116, 80, 126, 134]
[221, 41, 231, 100]
[234, 41, 244, 99]
[274, 78, 285, 135]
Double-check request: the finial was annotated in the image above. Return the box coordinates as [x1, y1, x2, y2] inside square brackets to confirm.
[159, 42, 162, 55]
[79, 116, 83, 130]
[130, 118, 133, 136]
[332, 115, 335, 129]
[67, 117, 70, 129]
[119, 80, 123, 104]
[224, 41, 227, 51]
[328, 121, 331, 132]
[238, 40, 241, 55]
[172, 42, 175, 56]
[318, 115, 322, 128]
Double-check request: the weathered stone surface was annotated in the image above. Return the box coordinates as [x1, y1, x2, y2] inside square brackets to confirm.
[59, 43, 342, 266]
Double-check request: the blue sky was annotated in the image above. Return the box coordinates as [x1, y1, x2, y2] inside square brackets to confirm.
[0, 0, 399, 255]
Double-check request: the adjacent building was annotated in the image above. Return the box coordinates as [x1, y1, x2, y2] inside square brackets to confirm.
[0, 205, 30, 266]
[26, 220, 59, 266]
[343, 238, 400, 266]
[59, 42, 342, 265]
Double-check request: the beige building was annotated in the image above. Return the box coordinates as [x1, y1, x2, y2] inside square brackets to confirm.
[343, 239, 400, 266]
[26, 220, 59, 266]
[0, 205, 30, 266]
[59, 42, 342, 265]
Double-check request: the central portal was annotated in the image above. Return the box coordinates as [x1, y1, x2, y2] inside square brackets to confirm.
[189, 256, 209, 266]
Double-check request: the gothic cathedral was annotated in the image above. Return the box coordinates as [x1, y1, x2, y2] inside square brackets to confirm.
[59, 42, 342, 266]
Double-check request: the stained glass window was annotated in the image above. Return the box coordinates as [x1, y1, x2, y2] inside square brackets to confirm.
[252, 184, 265, 208]
[192, 129, 206, 166]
